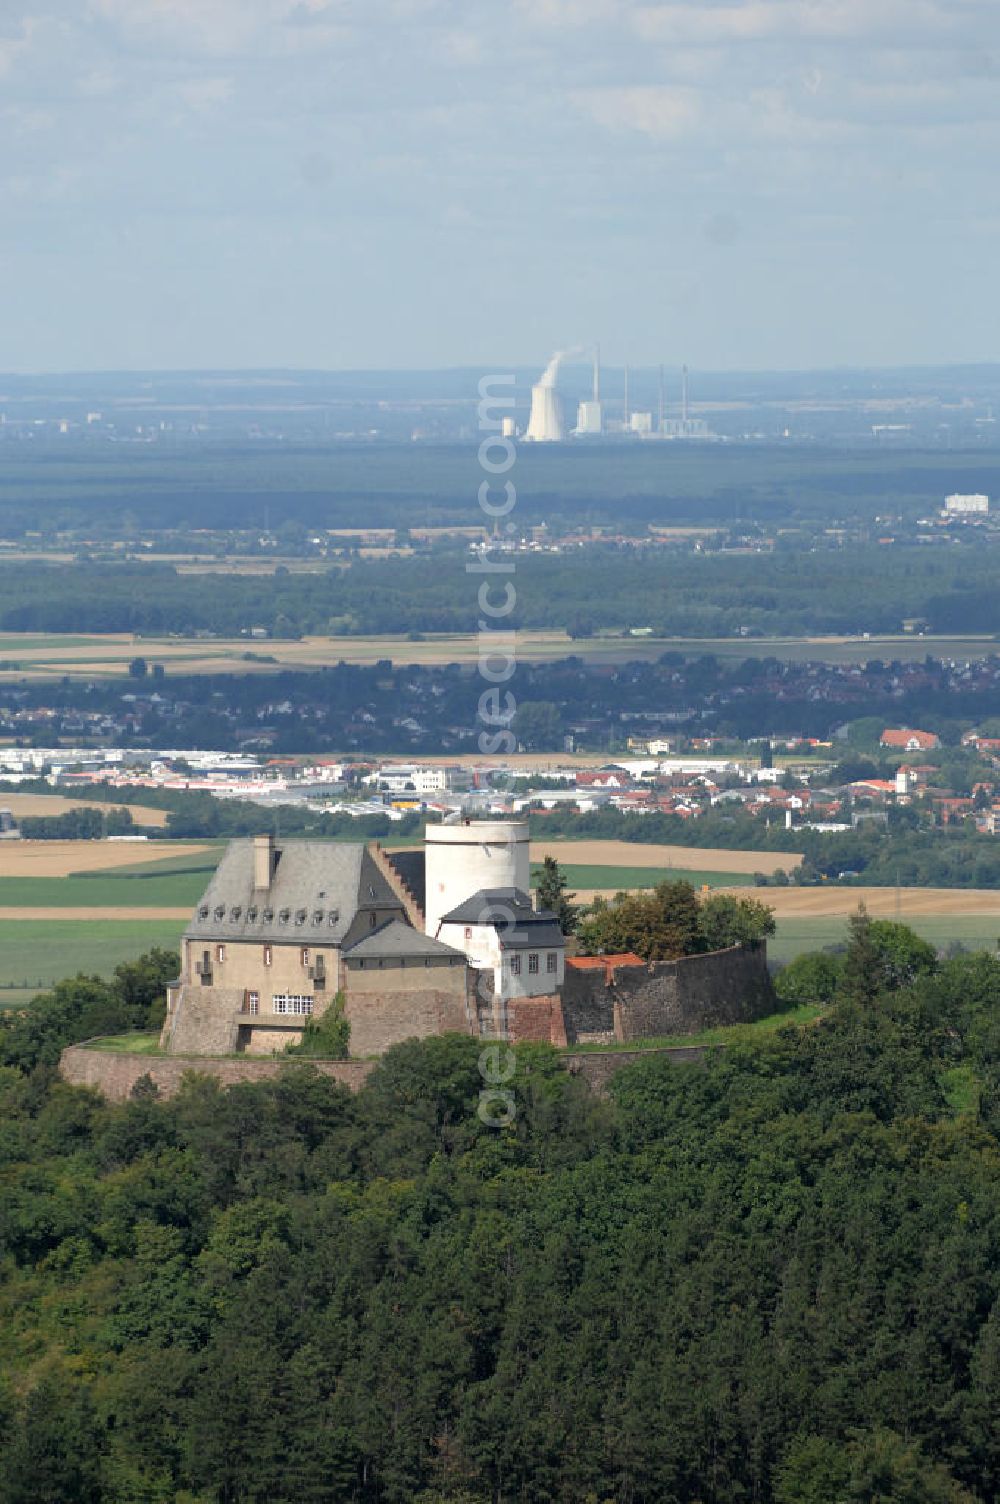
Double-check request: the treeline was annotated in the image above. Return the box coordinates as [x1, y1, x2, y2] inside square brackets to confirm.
[4, 937, 1000, 1498]
[3, 544, 1000, 636]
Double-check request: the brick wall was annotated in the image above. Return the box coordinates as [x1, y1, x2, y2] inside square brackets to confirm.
[507, 994, 569, 1047]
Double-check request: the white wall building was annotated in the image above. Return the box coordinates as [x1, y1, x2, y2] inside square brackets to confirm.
[945, 493, 989, 515]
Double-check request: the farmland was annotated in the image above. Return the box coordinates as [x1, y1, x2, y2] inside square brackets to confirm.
[1, 627, 998, 681]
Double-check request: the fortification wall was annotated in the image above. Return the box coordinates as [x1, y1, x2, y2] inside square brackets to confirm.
[562, 943, 774, 1043]
[59, 1044, 376, 1102]
[60, 1039, 711, 1102]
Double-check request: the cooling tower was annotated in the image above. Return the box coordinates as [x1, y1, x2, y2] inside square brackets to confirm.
[525, 383, 565, 442]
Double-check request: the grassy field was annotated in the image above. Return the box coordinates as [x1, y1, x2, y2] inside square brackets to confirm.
[770, 913, 1000, 964]
[540, 864, 752, 892]
[0, 918, 186, 995]
[1, 628, 997, 681]
[0, 870, 213, 908]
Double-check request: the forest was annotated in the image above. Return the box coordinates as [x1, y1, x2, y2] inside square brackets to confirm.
[2, 437, 1000, 536]
[2, 542, 1000, 637]
[2, 926, 1000, 1501]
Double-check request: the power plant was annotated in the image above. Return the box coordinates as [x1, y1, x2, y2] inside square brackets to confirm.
[521, 349, 717, 443]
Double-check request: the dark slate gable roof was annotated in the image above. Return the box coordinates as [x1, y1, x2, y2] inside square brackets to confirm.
[343, 919, 465, 962]
[438, 888, 565, 951]
[185, 839, 404, 946]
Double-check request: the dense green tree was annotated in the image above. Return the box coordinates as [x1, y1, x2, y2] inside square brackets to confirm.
[532, 855, 580, 934]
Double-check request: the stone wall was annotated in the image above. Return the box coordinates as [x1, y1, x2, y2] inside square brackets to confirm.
[344, 965, 474, 1056]
[161, 985, 243, 1055]
[61, 1038, 712, 1102]
[562, 943, 774, 1043]
[60, 1044, 376, 1103]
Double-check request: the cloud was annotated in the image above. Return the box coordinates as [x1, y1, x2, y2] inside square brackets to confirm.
[177, 75, 234, 111]
[0, 18, 36, 76]
[632, 0, 962, 46]
[573, 84, 701, 138]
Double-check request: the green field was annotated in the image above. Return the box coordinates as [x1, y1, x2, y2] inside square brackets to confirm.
[770, 914, 1000, 964]
[0, 919, 186, 994]
[0, 870, 212, 908]
[545, 864, 752, 892]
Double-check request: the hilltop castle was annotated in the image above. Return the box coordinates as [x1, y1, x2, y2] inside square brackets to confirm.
[160, 819, 774, 1057]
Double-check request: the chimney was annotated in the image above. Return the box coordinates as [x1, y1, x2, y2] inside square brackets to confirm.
[253, 833, 274, 890]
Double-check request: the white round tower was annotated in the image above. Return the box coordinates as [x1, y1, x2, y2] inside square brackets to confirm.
[424, 819, 530, 936]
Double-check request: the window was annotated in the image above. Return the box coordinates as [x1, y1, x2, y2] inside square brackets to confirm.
[546, 952, 557, 974]
[509, 953, 521, 975]
[528, 953, 539, 975]
[247, 991, 259, 1015]
[216, 944, 226, 963]
[272, 994, 313, 1016]
[301, 947, 310, 966]
[263, 945, 272, 967]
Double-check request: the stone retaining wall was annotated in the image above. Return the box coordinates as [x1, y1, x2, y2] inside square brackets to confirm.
[59, 1044, 376, 1102]
[59, 1039, 711, 1102]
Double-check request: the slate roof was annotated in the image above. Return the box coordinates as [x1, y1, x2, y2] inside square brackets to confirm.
[185, 839, 404, 946]
[438, 888, 565, 951]
[343, 919, 466, 962]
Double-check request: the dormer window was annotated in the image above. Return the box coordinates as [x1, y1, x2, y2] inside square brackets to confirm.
[295, 908, 307, 926]
[230, 906, 241, 922]
[248, 906, 258, 922]
[214, 905, 225, 921]
[313, 910, 324, 924]
[263, 908, 274, 923]
[199, 905, 209, 919]
[279, 908, 290, 924]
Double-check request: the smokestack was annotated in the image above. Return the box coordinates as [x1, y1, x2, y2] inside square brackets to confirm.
[253, 833, 274, 890]
[623, 363, 630, 432]
[593, 344, 600, 403]
[657, 364, 665, 433]
[682, 364, 689, 425]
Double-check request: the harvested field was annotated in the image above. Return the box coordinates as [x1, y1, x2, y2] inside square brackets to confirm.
[1, 793, 170, 826]
[0, 840, 211, 877]
[740, 886, 1000, 920]
[533, 840, 802, 876]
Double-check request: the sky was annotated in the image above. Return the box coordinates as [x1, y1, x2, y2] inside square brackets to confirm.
[3, 0, 1000, 372]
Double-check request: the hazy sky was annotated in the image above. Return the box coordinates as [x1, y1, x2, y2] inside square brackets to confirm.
[3, 0, 1000, 371]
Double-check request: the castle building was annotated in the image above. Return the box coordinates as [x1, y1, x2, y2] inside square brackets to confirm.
[160, 822, 565, 1057]
[159, 818, 774, 1060]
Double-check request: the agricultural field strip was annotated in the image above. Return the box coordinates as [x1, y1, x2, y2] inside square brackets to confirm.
[1, 629, 997, 679]
[0, 840, 213, 877]
[0, 794, 171, 826]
